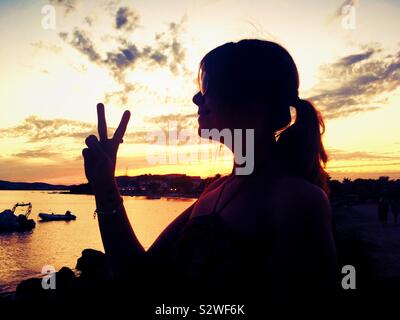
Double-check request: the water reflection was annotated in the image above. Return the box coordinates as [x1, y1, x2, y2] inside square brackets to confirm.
[0, 191, 195, 292]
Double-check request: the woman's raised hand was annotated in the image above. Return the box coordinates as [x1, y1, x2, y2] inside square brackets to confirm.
[82, 103, 130, 191]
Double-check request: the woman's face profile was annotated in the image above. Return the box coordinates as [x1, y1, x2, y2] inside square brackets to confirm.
[192, 69, 226, 135]
[192, 69, 221, 136]
[192, 90, 222, 134]
[192, 65, 266, 146]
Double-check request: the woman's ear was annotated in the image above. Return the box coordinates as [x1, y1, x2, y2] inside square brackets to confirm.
[248, 97, 273, 131]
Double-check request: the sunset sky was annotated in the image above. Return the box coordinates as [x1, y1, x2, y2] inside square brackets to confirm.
[0, 0, 399, 185]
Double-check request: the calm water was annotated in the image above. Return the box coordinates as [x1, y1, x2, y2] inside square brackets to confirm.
[0, 191, 195, 293]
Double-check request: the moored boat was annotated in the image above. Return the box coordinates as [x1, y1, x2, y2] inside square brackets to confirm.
[0, 203, 36, 232]
[38, 211, 76, 221]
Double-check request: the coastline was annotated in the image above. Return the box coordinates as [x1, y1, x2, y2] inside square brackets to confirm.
[2, 202, 400, 299]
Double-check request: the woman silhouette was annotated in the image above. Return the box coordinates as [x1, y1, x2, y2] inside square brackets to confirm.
[82, 39, 337, 305]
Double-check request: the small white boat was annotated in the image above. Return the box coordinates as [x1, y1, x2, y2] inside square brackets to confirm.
[38, 211, 76, 221]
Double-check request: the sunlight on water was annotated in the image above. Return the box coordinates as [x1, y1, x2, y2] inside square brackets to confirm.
[0, 191, 195, 293]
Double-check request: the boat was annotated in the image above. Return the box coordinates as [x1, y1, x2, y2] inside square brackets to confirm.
[38, 210, 76, 221]
[0, 203, 36, 232]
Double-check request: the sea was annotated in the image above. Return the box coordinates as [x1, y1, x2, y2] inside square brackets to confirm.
[0, 190, 195, 293]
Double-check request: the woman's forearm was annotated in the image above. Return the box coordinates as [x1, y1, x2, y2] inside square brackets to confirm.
[93, 179, 146, 275]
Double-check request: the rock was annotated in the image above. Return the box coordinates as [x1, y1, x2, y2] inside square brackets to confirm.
[55, 266, 76, 291]
[76, 249, 113, 287]
[16, 278, 46, 301]
[14, 249, 113, 303]
[76, 249, 107, 273]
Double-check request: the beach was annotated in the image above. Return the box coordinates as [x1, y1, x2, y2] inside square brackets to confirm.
[334, 202, 400, 291]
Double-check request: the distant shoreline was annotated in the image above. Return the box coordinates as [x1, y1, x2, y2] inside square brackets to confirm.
[0, 189, 198, 200]
[59, 190, 199, 200]
[0, 174, 210, 198]
[2, 175, 400, 204]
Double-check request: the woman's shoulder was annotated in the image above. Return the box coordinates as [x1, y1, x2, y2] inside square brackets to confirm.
[201, 174, 230, 195]
[276, 175, 329, 203]
[239, 174, 329, 208]
[271, 175, 332, 225]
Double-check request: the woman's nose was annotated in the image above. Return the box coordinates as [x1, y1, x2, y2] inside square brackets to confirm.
[192, 91, 204, 106]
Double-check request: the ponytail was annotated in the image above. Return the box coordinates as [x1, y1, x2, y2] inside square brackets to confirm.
[276, 98, 330, 195]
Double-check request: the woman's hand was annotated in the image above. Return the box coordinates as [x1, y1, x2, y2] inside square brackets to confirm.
[82, 103, 130, 193]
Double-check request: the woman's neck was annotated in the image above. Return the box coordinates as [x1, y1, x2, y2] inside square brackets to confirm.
[231, 132, 280, 177]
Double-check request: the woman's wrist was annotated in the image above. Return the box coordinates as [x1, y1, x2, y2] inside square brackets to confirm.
[94, 196, 124, 218]
[91, 176, 117, 193]
[92, 178, 122, 211]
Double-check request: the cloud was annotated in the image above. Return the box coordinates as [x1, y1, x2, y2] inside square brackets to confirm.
[329, 162, 400, 169]
[124, 130, 154, 144]
[115, 6, 140, 31]
[69, 28, 101, 62]
[0, 152, 170, 184]
[328, 169, 400, 181]
[332, 0, 359, 19]
[30, 41, 62, 54]
[69, 63, 88, 73]
[13, 148, 61, 159]
[58, 7, 189, 105]
[154, 16, 188, 75]
[59, 32, 68, 41]
[104, 81, 137, 105]
[103, 42, 140, 75]
[333, 48, 376, 67]
[328, 149, 400, 161]
[142, 45, 168, 65]
[62, 28, 140, 83]
[146, 112, 197, 128]
[0, 156, 82, 184]
[84, 16, 93, 27]
[49, 0, 77, 15]
[98, 113, 198, 144]
[104, 0, 121, 15]
[139, 113, 198, 146]
[0, 116, 95, 143]
[326, 149, 400, 180]
[308, 45, 400, 119]
[0, 115, 197, 145]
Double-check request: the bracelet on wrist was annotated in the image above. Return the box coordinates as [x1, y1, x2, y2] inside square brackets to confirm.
[94, 197, 124, 219]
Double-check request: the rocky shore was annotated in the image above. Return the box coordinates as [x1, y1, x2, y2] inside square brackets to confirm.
[0, 249, 121, 305]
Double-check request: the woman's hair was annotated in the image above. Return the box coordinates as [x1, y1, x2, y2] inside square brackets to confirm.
[198, 39, 330, 194]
